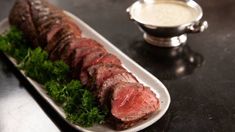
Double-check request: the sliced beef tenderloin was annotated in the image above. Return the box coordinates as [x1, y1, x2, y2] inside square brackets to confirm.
[41, 24, 62, 48]
[37, 16, 81, 49]
[69, 38, 106, 68]
[37, 13, 62, 32]
[40, 18, 81, 48]
[46, 26, 75, 53]
[29, 0, 63, 28]
[81, 50, 107, 70]
[111, 82, 160, 129]
[79, 53, 122, 93]
[98, 72, 138, 105]
[63, 18, 82, 37]
[49, 38, 72, 61]
[28, 0, 64, 47]
[60, 38, 98, 64]
[70, 47, 104, 68]
[9, 0, 39, 47]
[44, 26, 65, 53]
[97, 53, 121, 66]
[84, 63, 126, 91]
[49, 36, 73, 58]
[59, 40, 82, 64]
[37, 8, 56, 25]
[70, 47, 106, 79]
[37, 13, 63, 30]
[82, 53, 121, 70]
[72, 38, 104, 49]
[68, 38, 107, 77]
[28, 0, 82, 48]
[36, 5, 63, 25]
[49, 30, 78, 61]
[78, 51, 108, 86]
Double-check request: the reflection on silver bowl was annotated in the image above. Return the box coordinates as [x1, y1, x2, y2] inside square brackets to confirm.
[127, 0, 208, 47]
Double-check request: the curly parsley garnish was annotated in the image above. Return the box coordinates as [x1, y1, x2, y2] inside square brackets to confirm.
[0, 26, 107, 127]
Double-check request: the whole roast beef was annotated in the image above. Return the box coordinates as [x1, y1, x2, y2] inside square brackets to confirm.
[9, 0, 160, 129]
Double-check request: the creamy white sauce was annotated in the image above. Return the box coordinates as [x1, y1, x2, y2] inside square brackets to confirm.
[132, 2, 196, 27]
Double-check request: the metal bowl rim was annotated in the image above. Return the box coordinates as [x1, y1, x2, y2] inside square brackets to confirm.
[128, 0, 203, 28]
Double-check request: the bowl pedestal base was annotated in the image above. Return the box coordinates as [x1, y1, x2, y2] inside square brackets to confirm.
[144, 33, 187, 47]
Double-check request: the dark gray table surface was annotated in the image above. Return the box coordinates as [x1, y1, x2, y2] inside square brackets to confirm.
[0, 0, 235, 132]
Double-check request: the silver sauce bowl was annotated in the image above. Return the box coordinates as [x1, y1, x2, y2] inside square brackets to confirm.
[127, 0, 208, 47]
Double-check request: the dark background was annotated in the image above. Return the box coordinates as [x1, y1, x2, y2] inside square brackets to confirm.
[0, 0, 235, 132]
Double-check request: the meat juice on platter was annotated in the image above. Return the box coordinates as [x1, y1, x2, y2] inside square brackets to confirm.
[7, 0, 164, 130]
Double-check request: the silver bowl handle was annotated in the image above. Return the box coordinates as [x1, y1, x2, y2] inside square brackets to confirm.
[186, 21, 208, 33]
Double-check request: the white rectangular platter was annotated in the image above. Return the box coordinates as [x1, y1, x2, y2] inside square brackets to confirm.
[0, 11, 170, 132]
